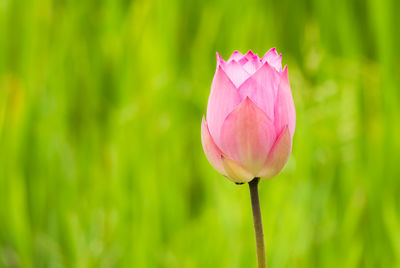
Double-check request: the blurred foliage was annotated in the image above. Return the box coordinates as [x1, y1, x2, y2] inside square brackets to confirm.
[1, 0, 400, 267]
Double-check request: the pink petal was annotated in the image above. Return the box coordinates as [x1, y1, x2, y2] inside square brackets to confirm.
[238, 61, 280, 120]
[262, 48, 282, 71]
[219, 97, 276, 174]
[242, 49, 261, 60]
[201, 117, 227, 176]
[227, 51, 244, 62]
[239, 50, 260, 66]
[242, 55, 263, 75]
[221, 155, 254, 183]
[238, 56, 249, 65]
[216, 52, 226, 68]
[257, 126, 292, 179]
[222, 60, 251, 87]
[217, 52, 251, 87]
[244, 50, 257, 60]
[206, 65, 242, 148]
[274, 66, 296, 136]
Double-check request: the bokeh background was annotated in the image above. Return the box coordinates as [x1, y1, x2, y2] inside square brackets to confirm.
[1, 0, 400, 267]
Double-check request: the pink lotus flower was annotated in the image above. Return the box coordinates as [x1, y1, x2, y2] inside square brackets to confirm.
[201, 49, 296, 183]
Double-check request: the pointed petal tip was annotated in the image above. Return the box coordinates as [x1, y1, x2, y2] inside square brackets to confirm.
[241, 56, 274, 82]
[261, 48, 282, 71]
[216, 64, 224, 73]
[228, 51, 244, 62]
[252, 57, 275, 74]
[237, 96, 264, 113]
[281, 65, 289, 78]
[215, 64, 236, 84]
[242, 96, 257, 107]
[269, 47, 279, 54]
[216, 52, 225, 65]
[245, 50, 255, 56]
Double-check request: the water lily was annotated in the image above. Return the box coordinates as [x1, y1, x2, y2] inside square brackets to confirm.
[201, 49, 296, 268]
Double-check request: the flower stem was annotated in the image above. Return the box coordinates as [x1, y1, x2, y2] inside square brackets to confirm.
[249, 177, 266, 268]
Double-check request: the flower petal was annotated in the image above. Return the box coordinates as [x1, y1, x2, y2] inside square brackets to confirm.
[216, 52, 226, 68]
[206, 65, 242, 148]
[274, 66, 296, 136]
[201, 117, 227, 176]
[221, 155, 254, 183]
[217, 52, 251, 87]
[262, 48, 282, 71]
[222, 60, 251, 87]
[238, 56, 249, 65]
[242, 54, 263, 75]
[258, 126, 292, 179]
[244, 50, 257, 60]
[238, 61, 280, 120]
[227, 51, 244, 62]
[219, 97, 276, 174]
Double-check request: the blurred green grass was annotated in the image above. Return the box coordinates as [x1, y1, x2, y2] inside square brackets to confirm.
[1, 0, 400, 267]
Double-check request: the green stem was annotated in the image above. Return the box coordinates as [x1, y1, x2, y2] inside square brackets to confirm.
[249, 177, 266, 268]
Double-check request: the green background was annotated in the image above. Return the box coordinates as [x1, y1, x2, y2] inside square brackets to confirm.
[1, 0, 400, 267]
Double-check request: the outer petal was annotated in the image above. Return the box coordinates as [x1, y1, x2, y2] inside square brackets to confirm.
[216, 52, 226, 68]
[238, 61, 280, 120]
[219, 97, 276, 174]
[221, 155, 254, 183]
[262, 48, 282, 71]
[274, 66, 296, 136]
[222, 60, 251, 88]
[201, 117, 227, 176]
[207, 65, 242, 148]
[258, 126, 292, 179]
